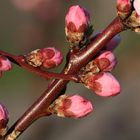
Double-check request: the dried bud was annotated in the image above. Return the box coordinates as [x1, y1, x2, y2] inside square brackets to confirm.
[84, 72, 121, 97]
[39, 47, 63, 69]
[125, 11, 140, 33]
[117, 0, 132, 19]
[132, 0, 140, 33]
[65, 5, 90, 45]
[94, 51, 117, 72]
[25, 49, 43, 67]
[134, 0, 140, 16]
[0, 103, 9, 136]
[0, 56, 12, 71]
[49, 95, 93, 119]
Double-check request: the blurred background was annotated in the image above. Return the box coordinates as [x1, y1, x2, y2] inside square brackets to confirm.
[0, 0, 140, 140]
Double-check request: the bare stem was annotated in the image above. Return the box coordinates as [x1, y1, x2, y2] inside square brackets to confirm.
[4, 16, 125, 140]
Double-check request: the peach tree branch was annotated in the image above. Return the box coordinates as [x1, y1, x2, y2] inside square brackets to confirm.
[4, 16, 125, 140]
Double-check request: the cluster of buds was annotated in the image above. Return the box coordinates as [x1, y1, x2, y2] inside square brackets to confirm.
[117, 0, 140, 33]
[0, 103, 9, 137]
[80, 35, 121, 97]
[48, 6, 123, 119]
[0, 56, 12, 77]
[65, 5, 92, 46]
[25, 47, 63, 69]
[48, 95, 93, 119]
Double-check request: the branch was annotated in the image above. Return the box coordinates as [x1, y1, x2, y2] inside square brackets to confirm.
[4, 16, 125, 140]
[0, 50, 78, 82]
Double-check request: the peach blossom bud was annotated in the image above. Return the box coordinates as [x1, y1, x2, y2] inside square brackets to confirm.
[0, 56, 12, 71]
[117, 0, 132, 12]
[66, 5, 90, 32]
[95, 51, 117, 72]
[39, 47, 63, 69]
[105, 35, 121, 51]
[0, 103, 9, 136]
[134, 0, 140, 16]
[85, 72, 121, 97]
[117, 0, 132, 19]
[65, 5, 90, 45]
[49, 95, 93, 119]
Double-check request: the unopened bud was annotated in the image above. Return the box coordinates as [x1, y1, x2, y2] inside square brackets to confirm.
[0, 56, 12, 71]
[84, 72, 121, 97]
[25, 47, 63, 69]
[95, 51, 117, 72]
[49, 95, 93, 119]
[0, 103, 9, 136]
[117, 0, 132, 19]
[134, 0, 140, 16]
[117, 0, 140, 33]
[65, 5, 90, 45]
[39, 47, 63, 69]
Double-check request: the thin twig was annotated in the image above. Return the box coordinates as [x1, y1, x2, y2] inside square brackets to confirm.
[0, 50, 79, 82]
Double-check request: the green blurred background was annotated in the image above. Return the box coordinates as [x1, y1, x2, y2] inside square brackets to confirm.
[0, 0, 140, 140]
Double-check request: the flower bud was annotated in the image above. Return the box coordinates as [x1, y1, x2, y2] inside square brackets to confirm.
[65, 5, 90, 45]
[39, 47, 63, 69]
[117, 0, 132, 19]
[49, 95, 93, 119]
[117, 0, 140, 33]
[134, 0, 140, 16]
[0, 103, 9, 136]
[0, 56, 12, 71]
[94, 51, 117, 72]
[25, 47, 63, 69]
[133, 0, 140, 33]
[85, 72, 121, 97]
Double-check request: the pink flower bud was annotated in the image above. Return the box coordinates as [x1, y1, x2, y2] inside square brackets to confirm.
[0, 103, 9, 129]
[0, 56, 12, 71]
[85, 72, 121, 97]
[105, 35, 121, 51]
[117, 0, 132, 19]
[39, 47, 63, 69]
[65, 5, 90, 45]
[49, 95, 93, 119]
[134, 0, 140, 16]
[117, 0, 132, 12]
[95, 51, 117, 72]
[66, 5, 90, 32]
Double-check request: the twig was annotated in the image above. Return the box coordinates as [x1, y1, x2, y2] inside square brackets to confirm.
[0, 50, 78, 82]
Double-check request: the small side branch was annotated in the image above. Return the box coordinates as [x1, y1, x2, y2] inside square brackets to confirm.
[0, 50, 79, 82]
